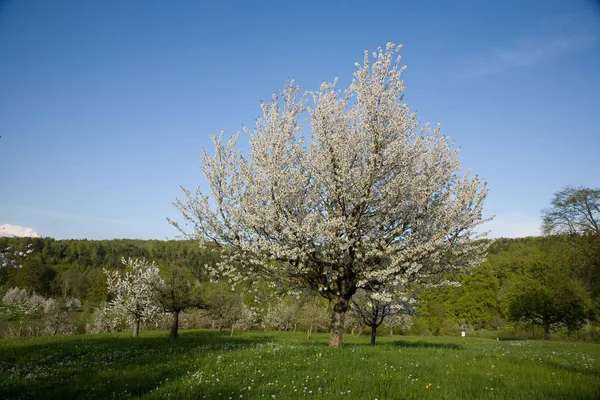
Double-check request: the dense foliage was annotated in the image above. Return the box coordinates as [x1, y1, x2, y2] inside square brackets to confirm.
[1, 233, 598, 341]
[416, 235, 599, 339]
[0, 237, 219, 306]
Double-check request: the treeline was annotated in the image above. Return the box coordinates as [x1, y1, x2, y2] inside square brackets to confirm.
[0, 237, 220, 306]
[1, 234, 599, 341]
[416, 234, 600, 340]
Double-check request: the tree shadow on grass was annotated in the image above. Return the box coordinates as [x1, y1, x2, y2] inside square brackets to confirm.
[0, 329, 275, 400]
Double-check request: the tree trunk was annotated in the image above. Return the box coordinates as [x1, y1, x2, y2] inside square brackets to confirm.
[170, 310, 180, 339]
[133, 318, 140, 337]
[370, 325, 377, 345]
[531, 323, 535, 340]
[230, 324, 235, 337]
[307, 324, 312, 341]
[293, 322, 297, 334]
[218, 318, 223, 333]
[328, 297, 349, 348]
[543, 320, 550, 340]
[389, 327, 393, 336]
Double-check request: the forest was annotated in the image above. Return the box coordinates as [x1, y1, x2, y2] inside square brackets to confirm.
[1, 233, 598, 341]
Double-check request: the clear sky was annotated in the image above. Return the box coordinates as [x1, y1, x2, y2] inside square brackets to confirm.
[1, 0, 599, 240]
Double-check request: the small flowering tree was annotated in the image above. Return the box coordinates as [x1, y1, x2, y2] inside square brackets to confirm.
[41, 297, 80, 336]
[264, 299, 301, 332]
[2, 287, 45, 336]
[104, 258, 164, 337]
[87, 304, 129, 334]
[171, 42, 489, 347]
[231, 303, 256, 336]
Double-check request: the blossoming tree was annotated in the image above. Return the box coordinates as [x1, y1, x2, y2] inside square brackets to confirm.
[171, 42, 489, 348]
[104, 257, 164, 337]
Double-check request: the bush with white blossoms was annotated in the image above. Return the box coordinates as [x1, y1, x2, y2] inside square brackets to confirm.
[1, 287, 80, 337]
[86, 304, 130, 334]
[263, 300, 301, 332]
[231, 303, 258, 335]
[2, 287, 45, 316]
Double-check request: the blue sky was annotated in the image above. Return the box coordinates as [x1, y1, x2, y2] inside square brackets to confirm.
[0, 0, 599, 240]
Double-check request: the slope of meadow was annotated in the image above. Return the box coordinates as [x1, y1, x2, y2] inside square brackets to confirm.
[1, 330, 599, 399]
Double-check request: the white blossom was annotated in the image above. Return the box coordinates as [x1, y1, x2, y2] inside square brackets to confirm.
[171, 42, 490, 347]
[2, 287, 44, 316]
[0, 243, 33, 269]
[104, 257, 164, 336]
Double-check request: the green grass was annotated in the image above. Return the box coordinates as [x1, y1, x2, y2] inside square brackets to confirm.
[1, 330, 599, 399]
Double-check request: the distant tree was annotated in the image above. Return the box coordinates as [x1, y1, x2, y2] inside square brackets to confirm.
[384, 312, 413, 336]
[170, 42, 489, 348]
[104, 258, 163, 337]
[349, 287, 414, 345]
[507, 280, 588, 340]
[264, 298, 301, 332]
[41, 297, 80, 336]
[542, 186, 600, 235]
[298, 296, 329, 341]
[230, 303, 256, 336]
[345, 312, 366, 336]
[1, 287, 45, 336]
[202, 282, 244, 333]
[87, 304, 129, 334]
[153, 259, 202, 339]
[505, 258, 589, 340]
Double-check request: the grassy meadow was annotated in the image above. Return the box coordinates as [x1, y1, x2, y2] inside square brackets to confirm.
[1, 330, 599, 399]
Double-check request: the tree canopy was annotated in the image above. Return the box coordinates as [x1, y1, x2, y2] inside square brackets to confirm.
[542, 186, 600, 235]
[171, 42, 489, 347]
